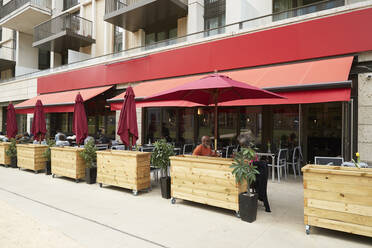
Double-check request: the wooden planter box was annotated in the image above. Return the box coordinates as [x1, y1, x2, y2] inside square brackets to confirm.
[302, 164, 372, 237]
[51, 147, 87, 182]
[0, 142, 11, 166]
[170, 155, 246, 212]
[96, 150, 151, 195]
[16, 144, 48, 173]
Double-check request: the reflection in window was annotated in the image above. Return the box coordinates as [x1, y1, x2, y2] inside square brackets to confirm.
[146, 108, 161, 144]
[272, 105, 299, 152]
[204, 0, 226, 36]
[179, 108, 194, 144]
[240, 107, 262, 147]
[219, 108, 238, 146]
[162, 108, 177, 143]
[197, 107, 215, 143]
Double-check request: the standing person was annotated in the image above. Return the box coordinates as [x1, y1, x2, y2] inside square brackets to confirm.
[192, 136, 217, 156]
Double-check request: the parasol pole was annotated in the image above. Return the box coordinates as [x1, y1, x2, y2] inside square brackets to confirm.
[214, 90, 218, 153]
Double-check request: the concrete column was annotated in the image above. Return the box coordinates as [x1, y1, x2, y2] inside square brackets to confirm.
[187, 0, 204, 34]
[0, 107, 3, 133]
[50, 52, 55, 68]
[115, 110, 120, 141]
[26, 114, 33, 134]
[136, 107, 142, 145]
[91, 0, 96, 57]
[104, 22, 113, 54]
[358, 51, 372, 165]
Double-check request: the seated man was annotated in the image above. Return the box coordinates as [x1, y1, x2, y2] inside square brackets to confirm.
[193, 136, 216, 156]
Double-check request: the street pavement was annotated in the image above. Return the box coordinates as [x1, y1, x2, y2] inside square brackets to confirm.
[0, 166, 371, 248]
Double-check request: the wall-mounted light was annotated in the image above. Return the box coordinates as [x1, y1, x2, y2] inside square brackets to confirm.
[197, 108, 203, 115]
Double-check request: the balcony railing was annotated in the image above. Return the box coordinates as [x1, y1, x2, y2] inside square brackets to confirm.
[0, 0, 369, 84]
[63, 0, 80, 11]
[0, 0, 51, 20]
[273, 0, 345, 21]
[33, 13, 93, 43]
[0, 46, 16, 61]
[105, 0, 128, 14]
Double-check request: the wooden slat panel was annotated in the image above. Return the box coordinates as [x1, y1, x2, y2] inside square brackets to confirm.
[51, 147, 86, 179]
[304, 188, 372, 206]
[304, 179, 372, 197]
[307, 198, 372, 217]
[307, 216, 372, 238]
[17, 145, 47, 171]
[96, 151, 151, 191]
[170, 155, 245, 212]
[304, 172, 372, 187]
[305, 207, 372, 227]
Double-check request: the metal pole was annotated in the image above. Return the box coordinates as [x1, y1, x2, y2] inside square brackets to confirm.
[214, 91, 218, 152]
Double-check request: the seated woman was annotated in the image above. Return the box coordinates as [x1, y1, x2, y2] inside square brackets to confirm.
[192, 136, 217, 156]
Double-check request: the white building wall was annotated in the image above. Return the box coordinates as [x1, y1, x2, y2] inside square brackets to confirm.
[226, 0, 272, 25]
[15, 32, 39, 76]
[187, 0, 204, 34]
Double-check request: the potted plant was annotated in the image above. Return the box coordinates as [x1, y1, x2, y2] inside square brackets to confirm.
[151, 139, 175, 199]
[43, 139, 55, 175]
[80, 139, 97, 184]
[5, 138, 17, 168]
[230, 147, 260, 222]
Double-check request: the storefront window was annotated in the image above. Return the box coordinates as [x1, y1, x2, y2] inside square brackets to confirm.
[197, 107, 215, 144]
[179, 108, 195, 145]
[87, 116, 96, 136]
[146, 108, 161, 144]
[162, 108, 177, 143]
[304, 103, 342, 162]
[272, 105, 299, 152]
[240, 107, 262, 147]
[16, 114, 27, 135]
[218, 108, 238, 147]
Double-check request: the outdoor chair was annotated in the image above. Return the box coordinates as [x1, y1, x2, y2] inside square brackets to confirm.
[268, 148, 288, 182]
[183, 144, 194, 155]
[314, 156, 344, 166]
[286, 146, 303, 178]
[225, 145, 235, 158]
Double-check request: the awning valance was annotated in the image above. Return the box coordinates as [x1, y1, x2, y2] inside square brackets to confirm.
[109, 56, 353, 110]
[15, 86, 112, 114]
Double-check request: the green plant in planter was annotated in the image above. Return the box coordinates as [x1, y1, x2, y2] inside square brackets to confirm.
[151, 139, 175, 177]
[5, 138, 17, 159]
[230, 147, 259, 195]
[43, 139, 56, 162]
[80, 139, 97, 168]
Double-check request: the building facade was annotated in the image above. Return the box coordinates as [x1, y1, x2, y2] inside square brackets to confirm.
[0, 0, 372, 164]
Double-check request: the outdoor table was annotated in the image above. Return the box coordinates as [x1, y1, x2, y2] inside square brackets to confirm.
[257, 152, 276, 182]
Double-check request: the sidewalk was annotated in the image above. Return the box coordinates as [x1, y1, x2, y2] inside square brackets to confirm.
[0, 166, 371, 248]
[0, 199, 83, 248]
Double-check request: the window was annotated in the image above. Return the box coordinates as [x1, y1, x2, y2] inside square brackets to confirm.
[145, 27, 178, 46]
[273, 0, 344, 21]
[38, 50, 50, 70]
[114, 26, 123, 52]
[204, 0, 225, 36]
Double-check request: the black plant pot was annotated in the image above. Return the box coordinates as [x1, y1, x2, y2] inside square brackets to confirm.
[85, 167, 97, 184]
[239, 192, 258, 223]
[45, 161, 51, 175]
[160, 176, 171, 199]
[10, 157, 17, 168]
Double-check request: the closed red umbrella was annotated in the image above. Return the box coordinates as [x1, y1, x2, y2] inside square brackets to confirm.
[145, 74, 285, 150]
[31, 100, 47, 142]
[72, 93, 88, 145]
[6, 103, 18, 139]
[117, 87, 138, 147]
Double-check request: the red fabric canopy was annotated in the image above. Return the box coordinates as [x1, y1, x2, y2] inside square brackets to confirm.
[109, 56, 353, 109]
[31, 100, 47, 141]
[144, 74, 285, 104]
[117, 87, 138, 146]
[72, 93, 88, 145]
[6, 103, 18, 139]
[15, 86, 112, 114]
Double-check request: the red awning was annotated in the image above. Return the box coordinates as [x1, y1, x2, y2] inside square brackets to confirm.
[15, 86, 112, 114]
[109, 56, 353, 110]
